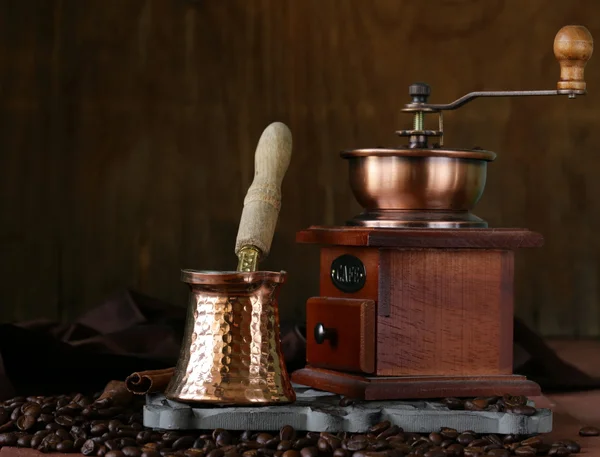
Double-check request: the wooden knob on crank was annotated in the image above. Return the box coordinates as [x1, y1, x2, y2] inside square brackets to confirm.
[235, 122, 293, 260]
[554, 25, 594, 91]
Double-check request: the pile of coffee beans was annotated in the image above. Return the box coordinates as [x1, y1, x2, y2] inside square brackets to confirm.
[435, 396, 534, 415]
[0, 392, 594, 457]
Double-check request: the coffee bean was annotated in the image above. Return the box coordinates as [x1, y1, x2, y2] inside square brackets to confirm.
[207, 450, 225, 457]
[41, 433, 62, 452]
[75, 437, 87, 449]
[464, 448, 484, 457]
[333, 450, 349, 457]
[515, 446, 537, 456]
[16, 414, 36, 431]
[123, 446, 143, 457]
[503, 435, 521, 445]
[135, 430, 152, 444]
[56, 415, 75, 427]
[21, 403, 42, 418]
[462, 400, 484, 411]
[282, 451, 300, 457]
[484, 435, 502, 446]
[457, 434, 475, 446]
[371, 440, 390, 452]
[91, 423, 109, 436]
[107, 451, 126, 457]
[378, 426, 402, 440]
[243, 451, 258, 457]
[488, 449, 509, 457]
[539, 443, 553, 455]
[521, 437, 543, 448]
[10, 406, 22, 421]
[142, 452, 162, 457]
[57, 439, 74, 452]
[472, 398, 491, 409]
[445, 444, 463, 456]
[424, 450, 445, 457]
[192, 438, 206, 449]
[548, 447, 570, 457]
[185, 450, 205, 457]
[278, 426, 295, 442]
[439, 440, 454, 449]
[317, 438, 331, 453]
[509, 406, 537, 416]
[299, 447, 318, 457]
[174, 436, 197, 450]
[369, 421, 391, 435]
[31, 434, 45, 448]
[121, 438, 138, 448]
[57, 428, 71, 441]
[579, 426, 600, 437]
[346, 437, 369, 451]
[553, 440, 581, 454]
[272, 440, 291, 452]
[256, 434, 273, 445]
[428, 433, 443, 446]
[468, 440, 489, 448]
[118, 426, 138, 438]
[38, 413, 53, 423]
[504, 395, 527, 407]
[0, 421, 14, 433]
[440, 428, 459, 440]
[17, 434, 32, 447]
[106, 439, 122, 450]
[320, 433, 341, 451]
[293, 439, 313, 451]
[0, 432, 18, 446]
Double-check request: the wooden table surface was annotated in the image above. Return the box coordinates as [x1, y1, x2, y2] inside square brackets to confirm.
[0, 339, 599, 456]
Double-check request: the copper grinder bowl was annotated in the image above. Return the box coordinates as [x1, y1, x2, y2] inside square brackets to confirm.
[341, 148, 497, 228]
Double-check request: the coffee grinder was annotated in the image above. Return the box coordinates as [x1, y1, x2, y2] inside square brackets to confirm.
[291, 25, 594, 401]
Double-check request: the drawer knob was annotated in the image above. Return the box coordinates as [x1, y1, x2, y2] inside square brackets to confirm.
[314, 323, 337, 345]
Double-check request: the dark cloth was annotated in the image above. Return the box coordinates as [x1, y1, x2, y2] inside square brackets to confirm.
[0, 289, 596, 400]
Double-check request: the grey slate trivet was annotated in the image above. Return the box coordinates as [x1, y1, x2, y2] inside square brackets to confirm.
[143, 385, 552, 434]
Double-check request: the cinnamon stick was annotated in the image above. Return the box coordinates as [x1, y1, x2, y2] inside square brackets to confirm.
[125, 367, 175, 395]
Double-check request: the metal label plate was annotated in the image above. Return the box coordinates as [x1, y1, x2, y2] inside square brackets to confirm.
[330, 254, 366, 293]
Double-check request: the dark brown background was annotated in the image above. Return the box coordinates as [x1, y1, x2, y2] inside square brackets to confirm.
[1, 0, 599, 337]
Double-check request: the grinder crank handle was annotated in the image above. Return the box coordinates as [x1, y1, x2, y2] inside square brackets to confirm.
[410, 25, 594, 112]
[554, 25, 594, 92]
[235, 122, 293, 272]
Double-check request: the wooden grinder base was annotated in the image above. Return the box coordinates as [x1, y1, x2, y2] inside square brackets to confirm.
[292, 367, 541, 401]
[291, 226, 544, 401]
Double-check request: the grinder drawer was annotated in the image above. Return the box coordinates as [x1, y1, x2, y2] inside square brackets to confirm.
[306, 297, 375, 374]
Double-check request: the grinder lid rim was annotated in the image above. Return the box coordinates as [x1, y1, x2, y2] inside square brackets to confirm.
[340, 148, 496, 161]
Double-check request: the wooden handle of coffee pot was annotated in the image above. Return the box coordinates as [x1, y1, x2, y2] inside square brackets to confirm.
[554, 25, 594, 91]
[235, 122, 293, 264]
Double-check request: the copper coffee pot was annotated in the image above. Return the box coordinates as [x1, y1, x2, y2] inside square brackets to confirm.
[344, 25, 593, 228]
[164, 122, 296, 405]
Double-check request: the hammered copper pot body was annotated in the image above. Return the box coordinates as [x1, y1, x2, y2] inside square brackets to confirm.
[342, 148, 497, 228]
[164, 270, 296, 405]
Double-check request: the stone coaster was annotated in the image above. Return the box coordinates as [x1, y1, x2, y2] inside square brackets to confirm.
[143, 385, 552, 434]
